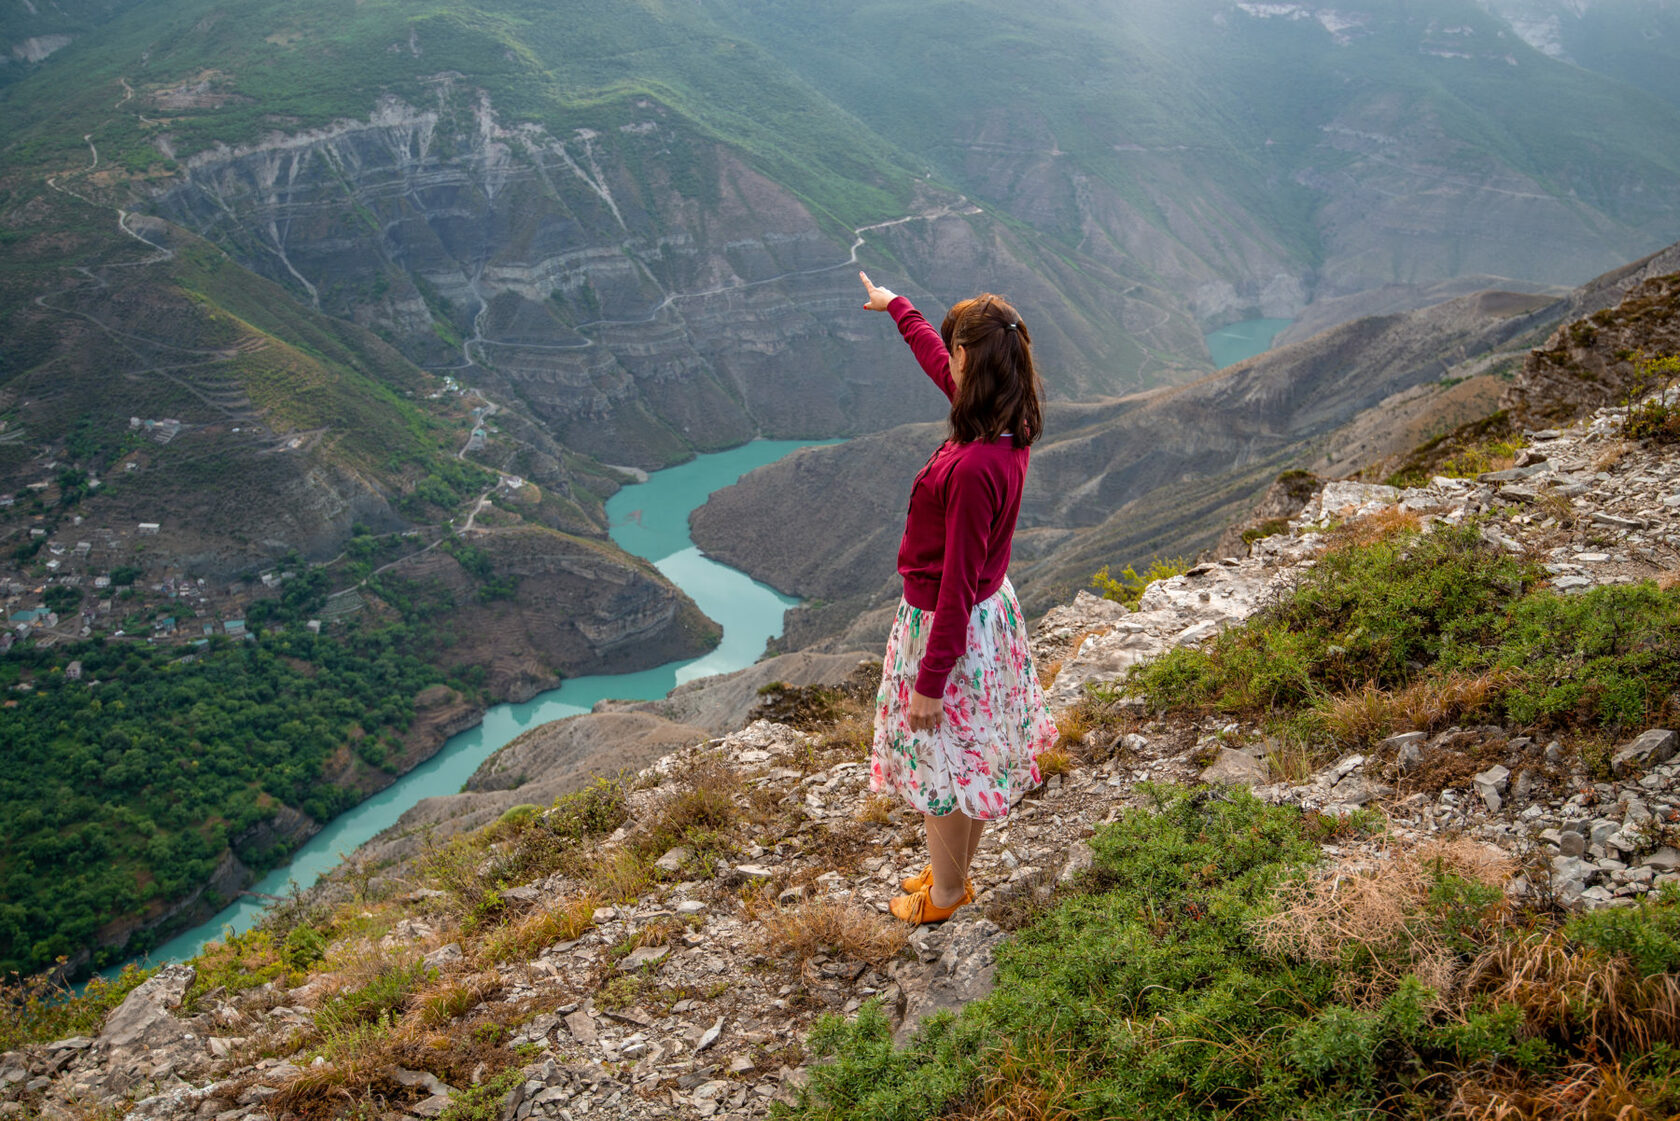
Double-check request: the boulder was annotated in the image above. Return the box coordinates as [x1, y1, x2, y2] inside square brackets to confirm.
[1199, 748, 1270, 787]
[1473, 765, 1510, 812]
[97, 964, 195, 1053]
[892, 917, 1005, 1043]
[1551, 855, 1597, 905]
[1611, 730, 1677, 778]
[655, 846, 692, 873]
[1304, 481, 1400, 521]
[1380, 731, 1428, 774]
[1642, 848, 1680, 873]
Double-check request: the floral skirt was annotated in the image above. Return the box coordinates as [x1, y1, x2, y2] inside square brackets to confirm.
[870, 579, 1058, 820]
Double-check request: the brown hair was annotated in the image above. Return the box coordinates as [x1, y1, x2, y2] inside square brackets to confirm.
[939, 293, 1043, 449]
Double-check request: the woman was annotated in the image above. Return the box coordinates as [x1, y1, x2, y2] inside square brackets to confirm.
[859, 270, 1059, 926]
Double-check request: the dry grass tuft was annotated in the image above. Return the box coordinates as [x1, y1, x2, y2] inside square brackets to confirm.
[1038, 658, 1062, 689]
[1450, 1060, 1676, 1121]
[1318, 670, 1515, 746]
[1054, 709, 1090, 747]
[565, 847, 654, 903]
[633, 917, 685, 950]
[756, 898, 909, 972]
[1328, 507, 1423, 549]
[1462, 932, 1680, 1056]
[1254, 839, 1512, 1005]
[1036, 747, 1074, 779]
[1534, 489, 1579, 530]
[819, 712, 875, 762]
[1659, 569, 1680, 593]
[1393, 670, 1509, 731]
[1320, 683, 1395, 745]
[644, 755, 742, 839]
[855, 793, 896, 825]
[1266, 737, 1321, 783]
[478, 896, 597, 965]
[1592, 440, 1631, 472]
[416, 980, 482, 1027]
[950, 1036, 1084, 1121]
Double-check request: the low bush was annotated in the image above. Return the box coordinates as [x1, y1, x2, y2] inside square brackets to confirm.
[421, 777, 628, 929]
[1624, 354, 1680, 444]
[0, 963, 155, 1050]
[1126, 523, 1680, 745]
[793, 788, 1680, 1120]
[1091, 556, 1192, 609]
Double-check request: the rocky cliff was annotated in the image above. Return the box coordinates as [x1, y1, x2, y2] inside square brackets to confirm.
[145, 90, 1200, 470]
[1502, 243, 1680, 425]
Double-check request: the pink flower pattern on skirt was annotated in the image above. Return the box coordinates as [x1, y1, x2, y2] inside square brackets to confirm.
[870, 579, 1058, 820]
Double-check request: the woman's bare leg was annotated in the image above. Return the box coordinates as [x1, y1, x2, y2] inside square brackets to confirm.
[964, 815, 985, 874]
[923, 811, 972, 908]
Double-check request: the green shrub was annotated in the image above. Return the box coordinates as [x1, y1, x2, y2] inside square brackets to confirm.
[314, 958, 430, 1035]
[282, 925, 328, 971]
[793, 793, 1680, 1120]
[1623, 354, 1680, 442]
[1567, 884, 1680, 976]
[439, 1070, 525, 1121]
[1126, 524, 1680, 738]
[1091, 556, 1192, 609]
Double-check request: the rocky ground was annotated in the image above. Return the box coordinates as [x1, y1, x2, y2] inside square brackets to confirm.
[4, 391, 1677, 1121]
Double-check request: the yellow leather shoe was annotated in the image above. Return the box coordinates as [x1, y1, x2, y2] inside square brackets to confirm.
[900, 864, 934, 893]
[901, 864, 975, 898]
[888, 882, 973, 925]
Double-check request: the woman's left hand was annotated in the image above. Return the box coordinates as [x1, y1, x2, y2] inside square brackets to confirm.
[907, 690, 942, 732]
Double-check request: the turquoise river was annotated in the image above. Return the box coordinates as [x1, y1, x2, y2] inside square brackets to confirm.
[1205, 318, 1293, 369]
[137, 439, 835, 969]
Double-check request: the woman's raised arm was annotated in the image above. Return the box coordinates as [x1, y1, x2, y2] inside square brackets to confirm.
[859, 271, 956, 402]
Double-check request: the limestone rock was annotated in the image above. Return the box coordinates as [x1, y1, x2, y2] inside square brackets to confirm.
[1612, 729, 1678, 778]
[1474, 766, 1511, 813]
[893, 918, 1006, 1042]
[1200, 748, 1270, 787]
[97, 964, 196, 1053]
[1382, 731, 1428, 774]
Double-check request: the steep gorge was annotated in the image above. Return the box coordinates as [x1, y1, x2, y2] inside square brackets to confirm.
[145, 91, 1203, 470]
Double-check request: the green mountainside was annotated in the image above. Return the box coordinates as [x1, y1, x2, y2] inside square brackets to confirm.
[1477, 0, 1680, 108]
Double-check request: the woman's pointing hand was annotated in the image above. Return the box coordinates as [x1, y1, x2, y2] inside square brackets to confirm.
[860, 271, 897, 312]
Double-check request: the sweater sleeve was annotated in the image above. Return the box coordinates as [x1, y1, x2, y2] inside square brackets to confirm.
[887, 295, 956, 402]
[914, 456, 998, 698]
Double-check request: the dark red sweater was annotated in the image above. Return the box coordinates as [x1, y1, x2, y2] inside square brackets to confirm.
[888, 296, 1030, 698]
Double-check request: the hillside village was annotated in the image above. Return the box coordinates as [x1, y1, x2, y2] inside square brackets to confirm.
[0, 376, 507, 659]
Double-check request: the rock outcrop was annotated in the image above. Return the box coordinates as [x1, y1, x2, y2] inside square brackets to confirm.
[594, 649, 877, 737]
[1503, 243, 1680, 425]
